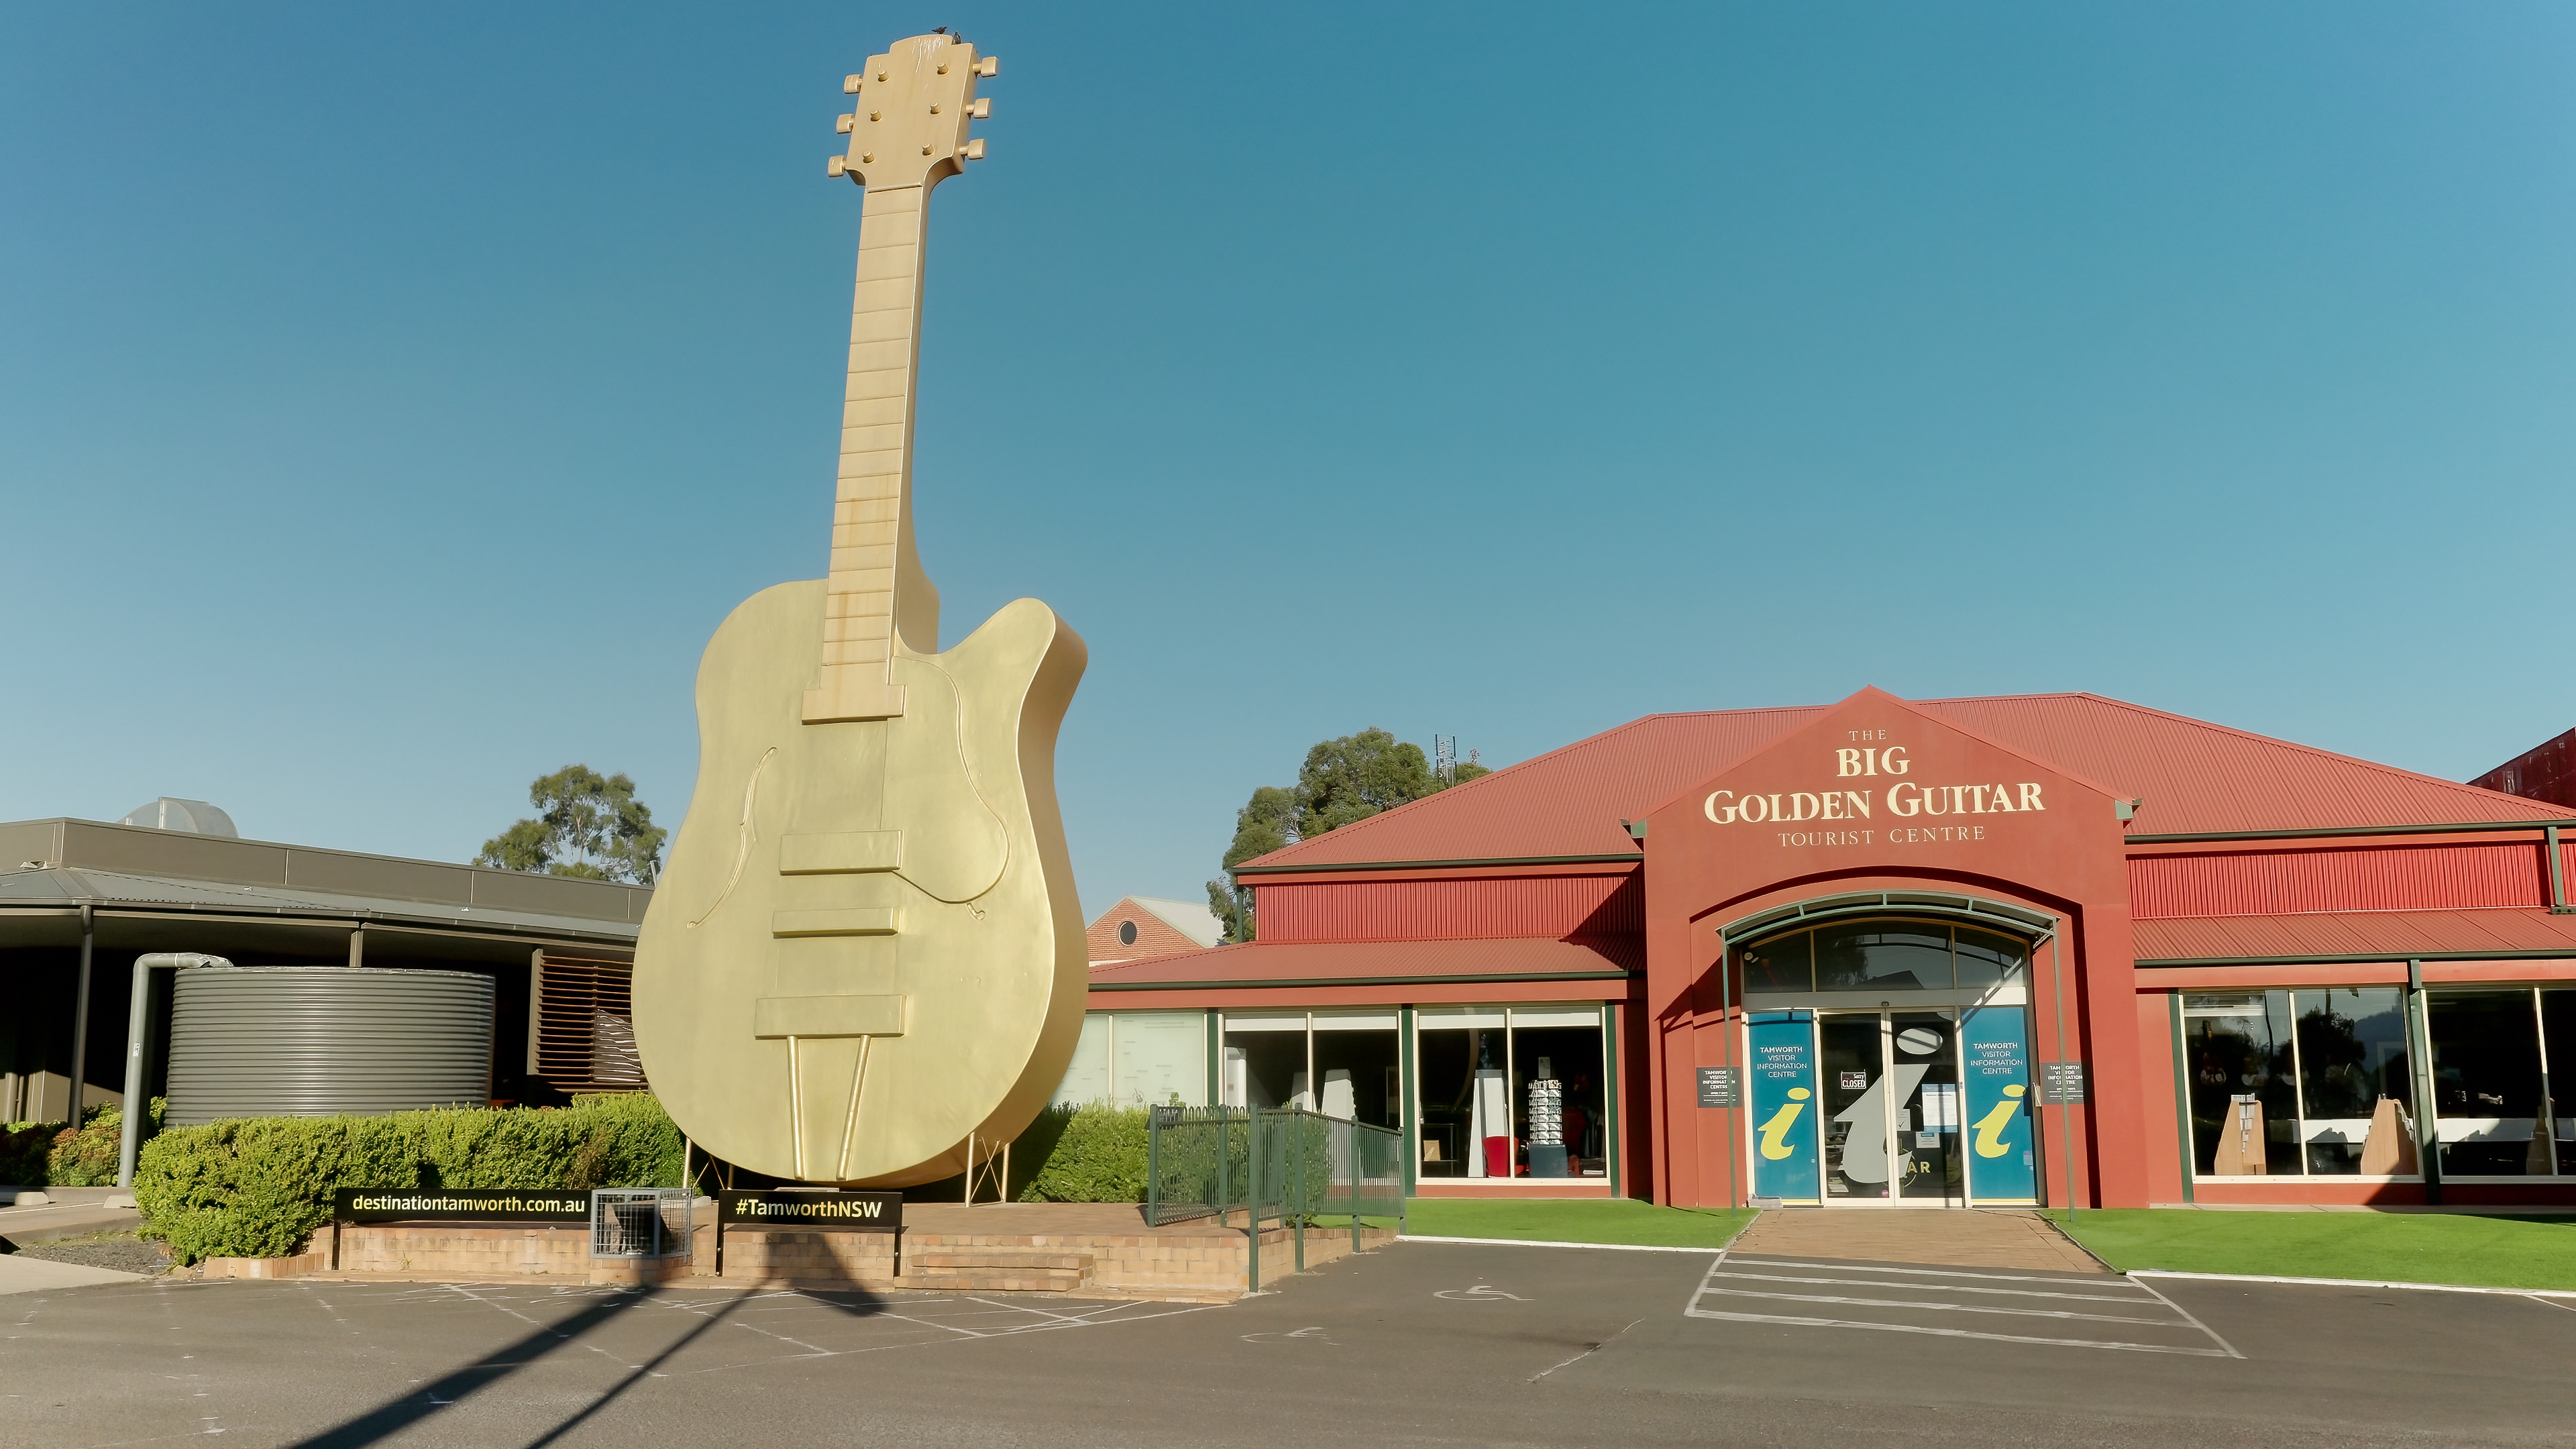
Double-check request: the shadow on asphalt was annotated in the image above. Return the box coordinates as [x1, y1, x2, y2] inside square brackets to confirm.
[282, 1283, 920, 1449]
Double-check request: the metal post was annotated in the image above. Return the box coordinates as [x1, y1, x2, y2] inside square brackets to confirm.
[2549, 824, 2568, 913]
[1352, 1116, 1362, 1256]
[68, 904, 93, 1127]
[1721, 945, 1739, 1210]
[1246, 1109, 1262, 1293]
[1293, 1108, 1306, 1273]
[1217, 1110, 1230, 1227]
[2408, 958, 2443, 1205]
[2166, 992, 2195, 1204]
[2048, 924, 2078, 1216]
[1147, 1106, 1161, 1226]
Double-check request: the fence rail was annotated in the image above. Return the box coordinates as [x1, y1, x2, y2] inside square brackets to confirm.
[1146, 1106, 1405, 1291]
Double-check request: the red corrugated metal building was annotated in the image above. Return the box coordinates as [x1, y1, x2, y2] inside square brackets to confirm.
[1077, 688, 2576, 1209]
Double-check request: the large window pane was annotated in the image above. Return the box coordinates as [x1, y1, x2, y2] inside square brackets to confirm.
[1222, 1014, 1307, 1110]
[2293, 988, 2412, 1175]
[1511, 1021, 1605, 1179]
[1415, 1025, 1509, 1178]
[1953, 929, 2028, 992]
[1052, 1013, 1113, 1106]
[2542, 990, 2576, 1175]
[2184, 991, 2298, 1175]
[2428, 990, 2544, 1177]
[1739, 932, 1813, 993]
[1816, 923, 1953, 992]
[1111, 1012, 1206, 1108]
[1313, 1026, 1400, 1130]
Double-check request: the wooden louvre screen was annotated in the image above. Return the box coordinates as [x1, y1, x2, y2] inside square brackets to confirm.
[535, 953, 648, 1093]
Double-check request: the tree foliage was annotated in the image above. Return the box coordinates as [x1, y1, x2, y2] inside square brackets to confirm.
[1206, 728, 1490, 942]
[475, 765, 666, 884]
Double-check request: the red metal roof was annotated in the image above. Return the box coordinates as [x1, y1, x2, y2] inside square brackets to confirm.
[1239, 706, 1820, 869]
[1242, 692, 2576, 871]
[1085, 935, 1641, 987]
[2135, 909, 2576, 963]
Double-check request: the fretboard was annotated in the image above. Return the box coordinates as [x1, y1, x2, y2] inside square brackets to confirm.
[804, 182, 943, 723]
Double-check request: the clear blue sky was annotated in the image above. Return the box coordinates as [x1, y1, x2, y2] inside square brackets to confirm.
[5, 4, 2571, 918]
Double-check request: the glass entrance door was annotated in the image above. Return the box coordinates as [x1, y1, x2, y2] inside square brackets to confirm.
[1818, 1010, 1966, 1206]
[1893, 1013, 1964, 1204]
[1819, 1016, 1887, 1200]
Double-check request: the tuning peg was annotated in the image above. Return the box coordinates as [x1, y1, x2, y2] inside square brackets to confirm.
[826, 156, 847, 178]
[969, 97, 991, 119]
[835, 114, 855, 133]
[961, 138, 987, 161]
[843, 74, 863, 94]
[976, 55, 999, 77]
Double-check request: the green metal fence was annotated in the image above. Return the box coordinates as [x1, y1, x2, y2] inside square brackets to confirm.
[1146, 1106, 1406, 1291]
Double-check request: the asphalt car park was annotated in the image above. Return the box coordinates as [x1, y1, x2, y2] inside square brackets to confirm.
[5, 1240, 2573, 1448]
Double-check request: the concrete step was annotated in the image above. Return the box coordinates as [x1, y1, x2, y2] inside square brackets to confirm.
[910, 1251, 1092, 1271]
[899, 1267, 1091, 1293]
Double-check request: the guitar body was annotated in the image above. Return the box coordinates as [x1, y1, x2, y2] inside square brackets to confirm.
[633, 581, 1087, 1185]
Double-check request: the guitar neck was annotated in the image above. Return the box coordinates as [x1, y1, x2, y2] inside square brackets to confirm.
[806, 181, 943, 723]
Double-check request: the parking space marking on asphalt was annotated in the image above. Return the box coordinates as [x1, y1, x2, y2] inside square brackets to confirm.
[1684, 1254, 2242, 1358]
[1434, 1285, 1532, 1301]
[623, 1289, 1222, 1372]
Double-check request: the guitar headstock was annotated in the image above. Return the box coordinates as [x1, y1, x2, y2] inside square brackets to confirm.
[827, 32, 995, 189]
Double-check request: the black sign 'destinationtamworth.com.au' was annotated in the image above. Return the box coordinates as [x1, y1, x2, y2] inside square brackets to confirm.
[333, 1189, 590, 1224]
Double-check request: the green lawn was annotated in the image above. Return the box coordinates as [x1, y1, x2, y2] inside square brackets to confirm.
[2049, 1210, 2576, 1291]
[1399, 1197, 1751, 1249]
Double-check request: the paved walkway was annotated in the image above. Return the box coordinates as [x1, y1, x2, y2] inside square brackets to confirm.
[0, 1253, 144, 1295]
[1728, 1208, 2104, 1273]
[0, 1199, 141, 1248]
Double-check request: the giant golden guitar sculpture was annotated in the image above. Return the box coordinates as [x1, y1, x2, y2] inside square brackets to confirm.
[633, 32, 1087, 1186]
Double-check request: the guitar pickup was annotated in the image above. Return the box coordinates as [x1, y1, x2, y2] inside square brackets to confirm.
[753, 994, 906, 1038]
[771, 908, 900, 937]
[780, 830, 902, 874]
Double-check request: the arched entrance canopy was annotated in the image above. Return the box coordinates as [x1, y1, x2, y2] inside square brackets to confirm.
[1718, 890, 2055, 947]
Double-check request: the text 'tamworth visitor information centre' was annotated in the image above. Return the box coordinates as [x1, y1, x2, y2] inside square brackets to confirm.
[1077, 688, 2576, 1211]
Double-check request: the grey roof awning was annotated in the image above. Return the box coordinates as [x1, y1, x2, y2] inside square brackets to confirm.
[0, 865, 641, 953]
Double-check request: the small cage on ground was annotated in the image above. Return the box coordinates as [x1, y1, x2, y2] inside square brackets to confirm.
[592, 1187, 693, 1258]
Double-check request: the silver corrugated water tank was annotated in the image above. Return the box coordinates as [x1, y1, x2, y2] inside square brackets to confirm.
[166, 966, 495, 1125]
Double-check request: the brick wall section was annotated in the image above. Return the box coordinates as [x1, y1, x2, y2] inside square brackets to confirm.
[696, 1222, 1398, 1299]
[1086, 898, 1214, 965]
[199, 1216, 1400, 1301]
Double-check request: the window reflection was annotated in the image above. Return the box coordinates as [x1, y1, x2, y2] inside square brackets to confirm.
[1953, 929, 2029, 991]
[2292, 988, 2410, 1175]
[1413, 1009, 1607, 1181]
[2185, 992, 2300, 1176]
[1739, 934, 1812, 992]
[2428, 991, 2546, 1177]
[2542, 991, 2576, 1176]
[1816, 924, 1952, 991]
[1735, 918, 2035, 998]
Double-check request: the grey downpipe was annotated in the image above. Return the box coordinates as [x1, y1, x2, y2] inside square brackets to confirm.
[116, 953, 233, 1190]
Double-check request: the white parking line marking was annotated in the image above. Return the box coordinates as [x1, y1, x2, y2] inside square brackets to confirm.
[1697, 1285, 2185, 1327]
[1684, 1254, 2242, 1358]
[1684, 1305, 2238, 1356]
[2129, 1273, 2245, 1360]
[1725, 1256, 2135, 1287]
[1710, 1268, 2156, 1304]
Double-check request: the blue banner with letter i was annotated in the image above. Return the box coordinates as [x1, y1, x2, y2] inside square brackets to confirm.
[1961, 1006, 2036, 1201]
[1746, 1011, 1818, 1201]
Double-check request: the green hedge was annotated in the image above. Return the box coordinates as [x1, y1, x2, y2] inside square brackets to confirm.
[1, 1102, 142, 1187]
[134, 1093, 683, 1264]
[1012, 1106, 1149, 1202]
